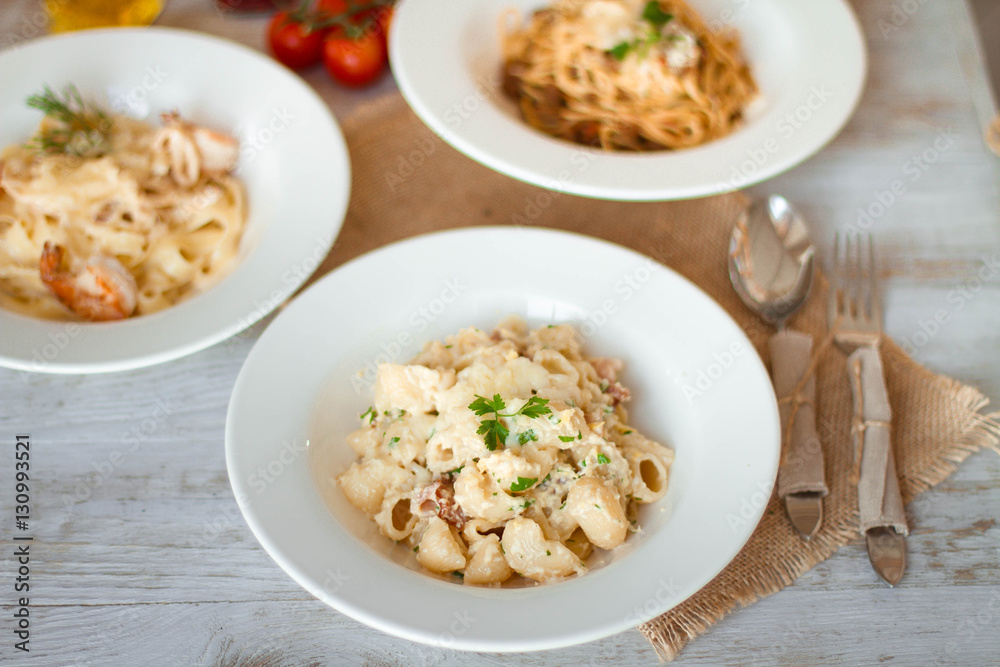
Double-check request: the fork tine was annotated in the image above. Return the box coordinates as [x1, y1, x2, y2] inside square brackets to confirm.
[829, 232, 843, 327]
[848, 233, 862, 322]
[866, 234, 881, 329]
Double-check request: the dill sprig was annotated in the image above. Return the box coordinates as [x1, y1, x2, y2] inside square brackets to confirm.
[25, 84, 113, 157]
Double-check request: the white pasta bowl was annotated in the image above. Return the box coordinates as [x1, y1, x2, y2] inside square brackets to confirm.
[0, 27, 350, 373]
[226, 227, 780, 651]
[390, 0, 866, 201]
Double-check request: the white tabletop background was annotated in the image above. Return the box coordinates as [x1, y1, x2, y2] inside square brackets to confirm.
[1, 0, 999, 665]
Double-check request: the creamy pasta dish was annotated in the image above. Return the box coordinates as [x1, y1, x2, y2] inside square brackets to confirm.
[336, 317, 673, 585]
[0, 85, 247, 321]
[500, 0, 757, 151]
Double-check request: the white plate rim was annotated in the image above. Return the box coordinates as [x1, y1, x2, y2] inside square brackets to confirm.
[0, 27, 351, 374]
[225, 226, 781, 651]
[389, 0, 867, 201]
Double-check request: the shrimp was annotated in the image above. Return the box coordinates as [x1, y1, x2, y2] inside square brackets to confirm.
[39, 242, 138, 321]
[151, 111, 238, 186]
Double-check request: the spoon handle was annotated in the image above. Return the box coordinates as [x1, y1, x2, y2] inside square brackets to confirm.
[768, 330, 828, 537]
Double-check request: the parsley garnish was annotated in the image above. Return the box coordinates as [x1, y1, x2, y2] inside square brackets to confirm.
[558, 435, 576, 443]
[387, 436, 400, 448]
[445, 464, 465, 476]
[510, 476, 538, 493]
[360, 406, 376, 424]
[546, 550, 551, 556]
[517, 429, 538, 445]
[607, 2, 674, 61]
[596, 453, 611, 464]
[641, 1, 673, 28]
[469, 394, 551, 451]
[608, 41, 632, 61]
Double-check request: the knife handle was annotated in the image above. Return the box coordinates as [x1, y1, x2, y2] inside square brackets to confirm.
[768, 330, 828, 498]
[845, 347, 908, 535]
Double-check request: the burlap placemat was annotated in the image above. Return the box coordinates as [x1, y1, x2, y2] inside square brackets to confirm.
[311, 93, 1000, 661]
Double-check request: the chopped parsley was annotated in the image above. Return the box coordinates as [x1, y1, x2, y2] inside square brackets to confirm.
[546, 550, 551, 556]
[517, 429, 539, 445]
[641, 0, 673, 27]
[607, 1, 674, 61]
[558, 435, 576, 443]
[387, 436, 400, 449]
[360, 406, 376, 424]
[469, 394, 551, 451]
[510, 476, 538, 493]
[596, 453, 611, 464]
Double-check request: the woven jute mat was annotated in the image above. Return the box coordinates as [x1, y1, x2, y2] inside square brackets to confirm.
[311, 93, 1000, 661]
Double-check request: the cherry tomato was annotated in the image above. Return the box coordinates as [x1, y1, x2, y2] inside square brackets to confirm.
[322, 33, 387, 88]
[315, 0, 350, 15]
[267, 11, 324, 70]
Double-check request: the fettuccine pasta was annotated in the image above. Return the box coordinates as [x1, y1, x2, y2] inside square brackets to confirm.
[0, 88, 246, 321]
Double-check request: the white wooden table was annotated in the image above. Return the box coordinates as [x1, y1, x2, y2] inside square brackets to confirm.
[2, 1, 999, 665]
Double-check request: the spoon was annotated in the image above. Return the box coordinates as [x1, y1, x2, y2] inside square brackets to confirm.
[728, 195, 826, 538]
[729, 195, 815, 328]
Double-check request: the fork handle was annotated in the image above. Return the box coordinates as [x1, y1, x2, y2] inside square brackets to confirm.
[846, 347, 908, 535]
[769, 330, 828, 498]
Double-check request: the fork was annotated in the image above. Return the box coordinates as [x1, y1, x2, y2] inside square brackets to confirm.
[828, 232, 907, 586]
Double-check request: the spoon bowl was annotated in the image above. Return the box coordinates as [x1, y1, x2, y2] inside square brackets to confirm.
[728, 195, 815, 328]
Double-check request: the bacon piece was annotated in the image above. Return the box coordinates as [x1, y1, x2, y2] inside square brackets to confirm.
[591, 357, 630, 405]
[606, 381, 630, 405]
[412, 478, 466, 529]
[591, 357, 623, 383]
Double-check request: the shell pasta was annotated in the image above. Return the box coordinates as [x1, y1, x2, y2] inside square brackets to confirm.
[336, 317, 674, 585]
